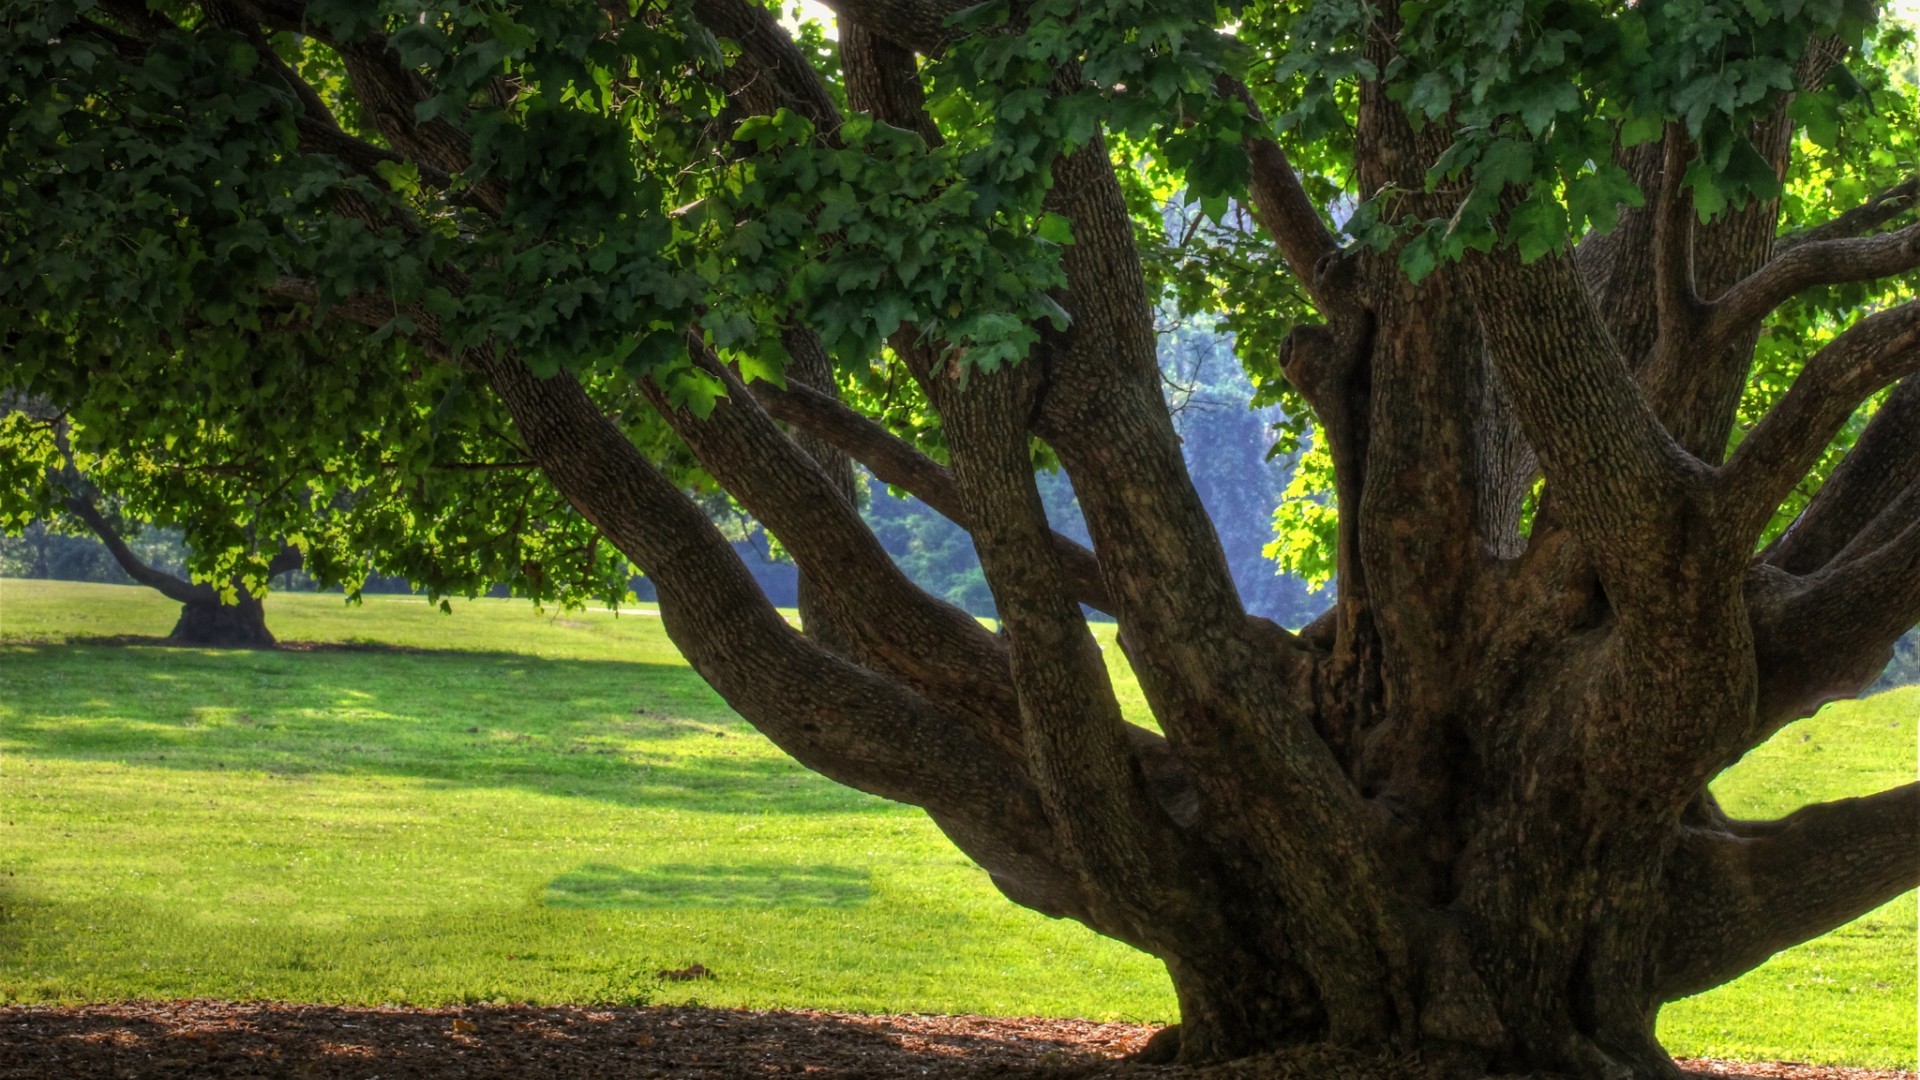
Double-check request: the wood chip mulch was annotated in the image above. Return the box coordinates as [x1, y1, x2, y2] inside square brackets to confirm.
[0, 1002, 1910, 1080]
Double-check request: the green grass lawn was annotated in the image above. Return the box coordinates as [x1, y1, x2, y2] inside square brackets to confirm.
[0, 579, 1912, 1066]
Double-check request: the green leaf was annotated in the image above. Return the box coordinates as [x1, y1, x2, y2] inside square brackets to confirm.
[1566, 164, 1645, 234]
[1507, 194, 1569, 261]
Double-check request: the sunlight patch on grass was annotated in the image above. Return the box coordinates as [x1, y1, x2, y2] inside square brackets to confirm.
[0, 579, 1912, 1064]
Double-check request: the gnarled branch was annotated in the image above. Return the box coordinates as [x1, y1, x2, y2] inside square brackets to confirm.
[1702, 221, 1920, 360]
[747, 375, 1115, 613]
[1767, 376, 1920, 575]
[1658, 783, 1920, 999]
[1720, 299, 1920, 545]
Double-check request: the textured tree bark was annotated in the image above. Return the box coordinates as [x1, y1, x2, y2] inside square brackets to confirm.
[62, 494, 287, 648]
[97, 6, 1920, 1077]
[168, 592, 276, 647]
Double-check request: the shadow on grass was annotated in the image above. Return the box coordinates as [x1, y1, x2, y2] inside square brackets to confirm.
[544, 863, 870, 910]
[0, 643, 881, 817]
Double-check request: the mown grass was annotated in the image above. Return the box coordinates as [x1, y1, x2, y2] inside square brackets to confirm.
[0, 579, 1911, 1066]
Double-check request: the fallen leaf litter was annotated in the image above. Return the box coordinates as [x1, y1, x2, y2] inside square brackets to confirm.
[0, 1001, 1909, 1080]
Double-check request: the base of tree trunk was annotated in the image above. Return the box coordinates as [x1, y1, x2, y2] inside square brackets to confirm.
[168, 598, 275, 647]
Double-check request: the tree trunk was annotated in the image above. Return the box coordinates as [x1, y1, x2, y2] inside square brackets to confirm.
[27, 6, 1919, 1078]
[168, 591, 276, 647]
[58, 495, 290, 648]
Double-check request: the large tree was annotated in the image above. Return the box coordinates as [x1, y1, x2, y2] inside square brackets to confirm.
[3, 0, 1917, 1075]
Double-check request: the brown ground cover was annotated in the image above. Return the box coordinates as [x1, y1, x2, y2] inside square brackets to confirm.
[0, 1002, 1909, 1080]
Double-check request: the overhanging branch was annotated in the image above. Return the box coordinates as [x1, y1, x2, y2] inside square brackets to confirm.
[747, 376, 1114, 613]
[1720, 299, 1920, 545]
[1658, 783, 1920, 999]
[1775, 175, 1919, 256]
[1702, 222, 1920, 361]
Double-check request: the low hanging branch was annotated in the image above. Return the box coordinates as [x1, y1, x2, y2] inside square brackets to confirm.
[61, 493, 215, 607]
[11, 1, 1920, 1075]
[1659, 783, 1920, 999]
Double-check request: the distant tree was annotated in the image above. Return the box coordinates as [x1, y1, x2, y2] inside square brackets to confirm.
[1, 400, 294, 644]
[4, 1, 1917, 1074]
[0, 343, 639, 645]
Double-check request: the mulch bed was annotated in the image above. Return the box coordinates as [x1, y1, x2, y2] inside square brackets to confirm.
[0, 1002, 1910, 1080]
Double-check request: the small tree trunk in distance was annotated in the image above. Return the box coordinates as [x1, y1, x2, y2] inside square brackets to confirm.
[168, 589, 275, 647]
[59, 496, 293, 649]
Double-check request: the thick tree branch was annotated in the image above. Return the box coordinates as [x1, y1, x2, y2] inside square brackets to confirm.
[1579, 141, 1666, 372]
[62, 494, 218, 607]
[1648, 54, 1834, 461]
[1658, 784, 1920, 999]
[1463, 246, 1705, 594]
[1775, 174, 1919, 256]
[651, 342, 1030, 756]
[841, 23, 941, 143]
[1766, 376, 1920, 575]
[1720, 300, 1920, 544]
[816, 0, 970, 53]
[747, 375, 1115, 613]
[772, 327, 865, 658]
[693, 0, 843, 131]
[936, 359, 1210, 949]
[1702, 222, 1920, 359]
[265, 542, 306, 578]
[1034, 138, 1261, 643]
[474, 349, 1098, 928]
[1022, 140, 1399, 1039]
[1650, 127, 1706, 365]
[1473, 360, 1538, 559]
